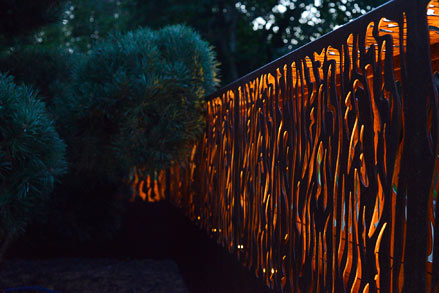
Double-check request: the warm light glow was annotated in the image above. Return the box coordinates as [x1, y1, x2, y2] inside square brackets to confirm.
[166, 1, 439, 291]
[130, 169, 166, 202]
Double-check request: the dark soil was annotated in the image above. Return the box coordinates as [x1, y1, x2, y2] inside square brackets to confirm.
[0, 258, 187, 292]
[4, 201, 273, 293]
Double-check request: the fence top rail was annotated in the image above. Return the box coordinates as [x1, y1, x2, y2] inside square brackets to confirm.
[205, 0, 409, 102]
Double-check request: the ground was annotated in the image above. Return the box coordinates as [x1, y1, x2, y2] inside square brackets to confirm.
[0, 258, 188, 292]
[2, 201, 272, 293]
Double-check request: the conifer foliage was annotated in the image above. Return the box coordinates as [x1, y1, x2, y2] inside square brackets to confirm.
[65, 25, 218, 182]
[0, 73, 67, 259]
[0, 48, 78, 109]
[0, 24, 218, 248]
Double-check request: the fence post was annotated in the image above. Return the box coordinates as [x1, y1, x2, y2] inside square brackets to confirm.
[402, 0, 438, 291]
[233, 87, 241, 254]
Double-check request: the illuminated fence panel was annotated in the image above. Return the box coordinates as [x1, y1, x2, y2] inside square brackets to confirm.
[140, 0, 439, 291]
[130, 168, 167, 202]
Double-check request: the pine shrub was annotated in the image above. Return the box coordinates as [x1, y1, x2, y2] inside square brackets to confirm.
[63, 25, 219, 182]
[154, 25, 219, 98]
[0, 73, 66, 256]
[0, 47, 78, 111]
[12, 25, 219, 246]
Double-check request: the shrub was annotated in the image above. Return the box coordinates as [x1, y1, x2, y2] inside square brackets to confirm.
[63, 25, 219, 183]
[0, 47, 78, 110]
[0, 73, 66, 258]
[17, 24, 219, 246]
[154, 25, 219, 98]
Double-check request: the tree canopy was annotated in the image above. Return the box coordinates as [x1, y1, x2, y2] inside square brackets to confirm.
[0, 0, 62, 47]
[12, 0, 387, 85]
[121, 0, 387, 84]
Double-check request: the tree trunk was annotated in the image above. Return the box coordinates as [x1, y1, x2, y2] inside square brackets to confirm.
[216, 1, 239, 83]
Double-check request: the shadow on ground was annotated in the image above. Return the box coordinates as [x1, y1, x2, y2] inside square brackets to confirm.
[7, 201, 273, 293]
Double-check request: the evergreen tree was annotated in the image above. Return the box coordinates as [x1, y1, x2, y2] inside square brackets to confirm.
[0, 73, 67, 260]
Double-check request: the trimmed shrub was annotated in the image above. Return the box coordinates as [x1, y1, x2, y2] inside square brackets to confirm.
[63, 25, 219, 182]
[0, 73, 66, 257]
[154, 25, 219, 98]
